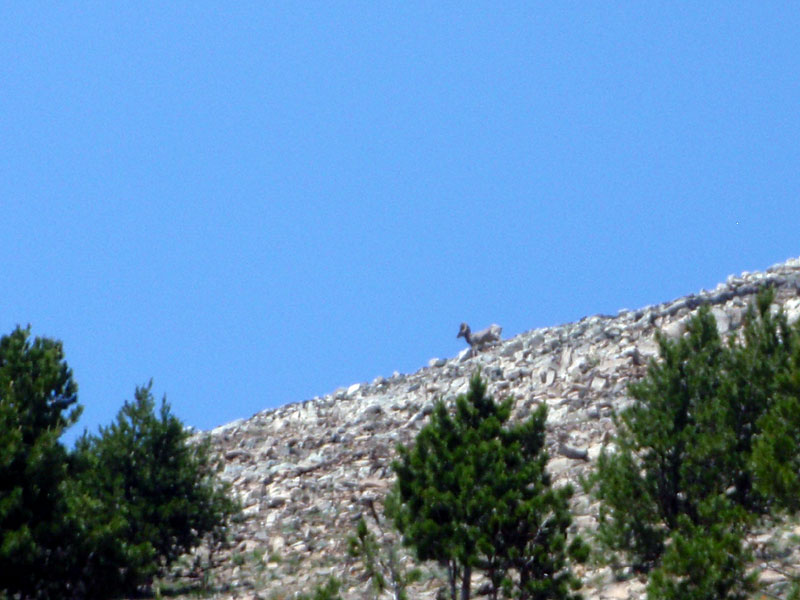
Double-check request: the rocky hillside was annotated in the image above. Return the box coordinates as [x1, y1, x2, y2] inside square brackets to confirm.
[166, 258, 800, 600]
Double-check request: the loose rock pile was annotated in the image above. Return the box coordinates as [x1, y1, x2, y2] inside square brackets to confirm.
[162, 258, 800, 600]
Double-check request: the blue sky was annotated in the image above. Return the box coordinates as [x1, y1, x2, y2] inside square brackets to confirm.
[2, 4, 799, 445]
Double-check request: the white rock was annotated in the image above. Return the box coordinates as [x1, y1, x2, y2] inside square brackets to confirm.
[590, 376, 606, 392]
[662, 318, 687, 340]
[711, 307, 730, 334]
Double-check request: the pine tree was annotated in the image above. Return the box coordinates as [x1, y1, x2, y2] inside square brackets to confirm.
[588, 286, 800, 598]
[0, 327, 239, 599]
[645, 497, 756, 600]
[391, 372, 586, 600]
[71, 381, 239, 595]
[0, 326, 82, 599]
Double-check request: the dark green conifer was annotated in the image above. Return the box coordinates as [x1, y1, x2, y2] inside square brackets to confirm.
[588, 286, 800, 598]
[72, 381, 239, 595]
[391, 372, 586, 600]
[0, 326, 81, 599]
[0, 327, 238, 599]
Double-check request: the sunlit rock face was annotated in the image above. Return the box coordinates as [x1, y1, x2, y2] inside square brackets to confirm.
[164, 258, 800, 600]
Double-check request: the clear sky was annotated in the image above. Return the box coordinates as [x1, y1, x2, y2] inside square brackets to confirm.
[2, 4, 799, 445]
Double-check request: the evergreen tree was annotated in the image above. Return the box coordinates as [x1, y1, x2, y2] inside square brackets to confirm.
[71, 381, 239, 596]
[750, 293, 800, 513]
[0, 326, 238, 599]
[0, 326, 82, 599]
[588, 286, 800, 598]
[645, 497, 756, 600]
[391, 372, 586, 600]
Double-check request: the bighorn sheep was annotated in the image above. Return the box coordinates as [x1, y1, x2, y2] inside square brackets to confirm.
[457, 322, 502, 352]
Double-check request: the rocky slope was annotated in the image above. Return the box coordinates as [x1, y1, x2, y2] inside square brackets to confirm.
[166, 258, 800, 600]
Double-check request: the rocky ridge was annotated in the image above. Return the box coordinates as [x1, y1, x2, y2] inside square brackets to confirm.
[170, 258, 800, 600]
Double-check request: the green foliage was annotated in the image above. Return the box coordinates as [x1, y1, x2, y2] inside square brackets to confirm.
[788, 579, 800, 600]
[0, 324, 238, 599]
[750, 315, 800, 513]
[71, 381, 240, 596]
[297, 576, 343, 600]
[347, 498, 422, 600]
[588, 286, 800, 597]
[0, 326, 82, 598]
[646, 498, 757, 600]
[391, 371, 586, 600]
[348, 518, 388, 598]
